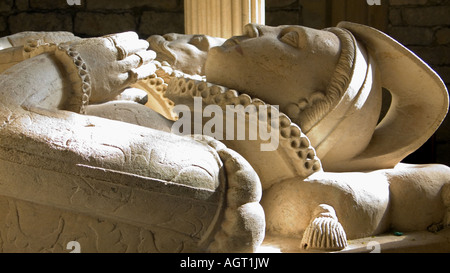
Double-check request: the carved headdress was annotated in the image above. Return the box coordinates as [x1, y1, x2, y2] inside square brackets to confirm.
[300, 22, 449, 172]
[161, 22, 448, 181]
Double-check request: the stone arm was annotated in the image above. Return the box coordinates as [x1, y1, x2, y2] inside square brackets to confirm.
[0, 31, 79, 50]
[0, 33, 265, 252]
[0, 31, 79, 73]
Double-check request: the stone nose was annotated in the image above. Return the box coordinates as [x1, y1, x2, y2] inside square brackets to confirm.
[243, 23, 260, 38]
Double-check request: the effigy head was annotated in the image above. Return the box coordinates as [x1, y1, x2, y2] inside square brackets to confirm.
[205, 24, 346, 132]
[147, 33, 225, 76]
[204, 22, 449, 172]
[204, 23, 379, 169]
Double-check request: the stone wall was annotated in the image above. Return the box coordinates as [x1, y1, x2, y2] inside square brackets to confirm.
[265, 0, 450, 165]
[387, 0, 450, 165]
[0, 0, 185, 38]
[0, 0, 449, 165]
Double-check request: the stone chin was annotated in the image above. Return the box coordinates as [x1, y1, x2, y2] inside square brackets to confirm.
[204, 45, 250, 91]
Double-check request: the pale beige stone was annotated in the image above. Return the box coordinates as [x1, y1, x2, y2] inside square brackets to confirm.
[0, 31, 265, 253]
[164, 77, 322, 191]
[0, 31, 80, 72]
[147, 33, 226, 77]
[157, 22, 450, 252]
[204, 22, 449, 172]
[1, 19, 450, 254]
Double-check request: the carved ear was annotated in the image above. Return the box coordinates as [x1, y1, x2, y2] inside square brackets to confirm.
[337, 21, 449, 169]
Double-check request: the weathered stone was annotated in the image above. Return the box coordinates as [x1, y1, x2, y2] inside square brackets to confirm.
[436, 142, 450, 165]
[30, 0, 75, 9]
[434, 66, 450, 84]
[15, 0, 29, 11]
[75, 12, 137, 37]
[0, 17, 6, 32]
[389, 0, 427, 5]
[0, 0, 13, 13]
[0, 0, 449, 255]
[8, 13, 73, 33]
[409, 45, 450, 66]
[402, 6, 450, 26]
[86, 0, 179, 11]
[388, 26, 434, 45]
[388, 7, 403, 25]
[436, 28, 450, 45]
[139, 11, 184, 37]
[0, 32, 266, 253]
[265, 10, 300, 26]
[436, 111, 450, 163]
[266, 0, 298, 9]
[299, 0, 327, 29]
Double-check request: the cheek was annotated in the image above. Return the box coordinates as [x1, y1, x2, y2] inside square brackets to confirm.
[311, 35, 340, 60]
[173, 48, 208, 74]
[247, 46, 302, 76]
[207, 41, 297, 79]
[170, 46, 195, 63]
[207, 46, 245, 70]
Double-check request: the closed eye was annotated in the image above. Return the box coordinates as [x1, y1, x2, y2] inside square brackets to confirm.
[163, 33, 176, 41]
[280, 31, 299, 48]
[189, 35, 210, 51]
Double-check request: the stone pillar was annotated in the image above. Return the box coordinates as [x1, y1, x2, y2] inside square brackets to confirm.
[184, 0, 265, 38]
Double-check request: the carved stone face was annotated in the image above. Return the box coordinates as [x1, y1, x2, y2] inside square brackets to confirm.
[205, 24, 341, 112]
[148, 33, 225, 76]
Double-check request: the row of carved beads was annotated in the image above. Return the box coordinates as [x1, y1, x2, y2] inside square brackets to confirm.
[166, 77, 321, 173]
[55, 44, 92, 114]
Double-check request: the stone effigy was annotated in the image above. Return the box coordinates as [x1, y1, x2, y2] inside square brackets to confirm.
[148, 22, 450, 251]
[0, 31, 264, 252]
[0, 21, 449, 253]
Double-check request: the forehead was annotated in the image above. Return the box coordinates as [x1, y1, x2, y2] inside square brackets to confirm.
[163, 33, 193, 43]
[279, 25, 332, 37]
[163, 34, 224, 51]
[253, 24, 332, 39]
[163, 33, 222, 43]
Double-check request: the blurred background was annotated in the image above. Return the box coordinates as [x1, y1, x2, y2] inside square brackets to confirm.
[0, 0, 448, 166]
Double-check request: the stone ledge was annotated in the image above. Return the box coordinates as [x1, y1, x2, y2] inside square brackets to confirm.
[258, 229, 450, 253]
[342, 229, 450, 253]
